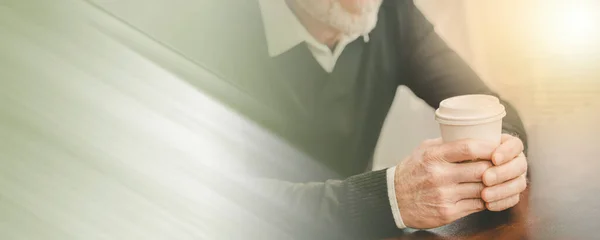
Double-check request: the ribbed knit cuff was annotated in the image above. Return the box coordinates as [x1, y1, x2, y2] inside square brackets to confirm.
[343, 169, 400, 239]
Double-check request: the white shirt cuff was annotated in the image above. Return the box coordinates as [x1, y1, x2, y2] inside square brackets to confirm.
[386, 166, 407, 229]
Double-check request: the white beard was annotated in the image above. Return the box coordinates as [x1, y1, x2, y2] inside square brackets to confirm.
[294, 0, 383, 37]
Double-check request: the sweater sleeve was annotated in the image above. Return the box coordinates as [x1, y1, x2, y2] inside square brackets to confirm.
[239, 169, 403, 239]
[393, 0, 528, 149]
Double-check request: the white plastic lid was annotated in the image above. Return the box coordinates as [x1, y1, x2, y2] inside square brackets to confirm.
[435, 94, 506, 125]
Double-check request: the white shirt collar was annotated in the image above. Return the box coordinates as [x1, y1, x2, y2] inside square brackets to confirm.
[258, 0, 310, 57]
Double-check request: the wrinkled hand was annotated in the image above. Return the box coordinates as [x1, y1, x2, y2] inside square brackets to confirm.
[481, 134, 528, 211]
[394, 138, 497, 229]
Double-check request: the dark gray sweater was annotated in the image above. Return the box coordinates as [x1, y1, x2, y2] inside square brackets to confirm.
[190, 0, 527, 239]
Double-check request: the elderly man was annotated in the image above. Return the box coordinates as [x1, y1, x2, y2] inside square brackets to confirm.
[195, 0, 528, 239]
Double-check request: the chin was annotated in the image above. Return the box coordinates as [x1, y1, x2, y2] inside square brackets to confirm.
[339, 1, 364, 15]
[340, 0, 382, 14]
[295, 0, 382, 36]
[329, 1, 382, 36]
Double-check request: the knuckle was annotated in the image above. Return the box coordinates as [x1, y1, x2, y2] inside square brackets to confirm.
[519, 158, 529, 174]
[520, 173, 528, 182]
[506, 196, 520, 209]
[496, 204, 508, 211]
[438, 206, 455, 221]
[458, 141, 475, 157]
[474, 162, 492, 181]
[504, 195, 521, 209]
[475, 183, 486, 194]
[516, 138, 525, 150]
[488, 188, 504, 201]
[481, 188, 493, 202]
[483, 172, 494, 186]
[421, 165, 438, 182]
[473, 199, 485, 210]
[428, 165, 443, 177]
[429, 165, 450, 184]
[478, 161, 493, 174]
[424, 167, 444, 186]
[422, 148, 439, 162]
[486, 202, 495, 211]
[472, 170, 482, 183]
[517, 176, 528, 191]
[482, 160, 494, 169]
[422, 157, 441, 173]
[489, 201, 504, 211]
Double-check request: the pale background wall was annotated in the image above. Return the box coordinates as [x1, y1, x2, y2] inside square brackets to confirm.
[373, 0, 480, 169]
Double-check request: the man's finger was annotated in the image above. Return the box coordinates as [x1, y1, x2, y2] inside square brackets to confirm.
[483, 155, 527, 186]
[454, 182, 485, 200]
[486, 194, 520, 211]
[455, 198, 486, 216]
[451, 160, 493, 183]
[492, 134, 524, 165]
[426, 139, 498, 163]
[481, 174, 527, 202]
[500, 133, 514, 142]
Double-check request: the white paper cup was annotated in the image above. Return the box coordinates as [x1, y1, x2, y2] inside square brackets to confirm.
[435, 94, 506, 144]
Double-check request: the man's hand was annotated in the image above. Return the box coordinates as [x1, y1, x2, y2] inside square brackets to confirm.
[481, 134, 528, 211]
[394, 138, 497, 229]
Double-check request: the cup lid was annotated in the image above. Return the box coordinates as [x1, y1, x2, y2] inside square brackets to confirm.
[435, 94, 506, 125]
